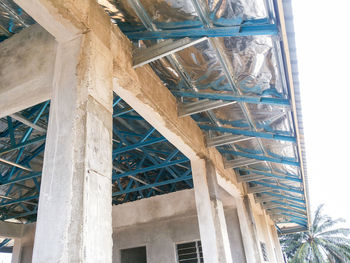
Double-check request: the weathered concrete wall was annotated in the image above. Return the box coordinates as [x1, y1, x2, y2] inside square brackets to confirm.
[0, 24, 56, 118]
[13, 190, 246, 263]
[0, 221, 23, 238]
[113, 189, 246, 263]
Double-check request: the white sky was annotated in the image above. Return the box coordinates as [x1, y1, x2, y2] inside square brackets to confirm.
[292, 0, 350, 224]
[0, 254, 11, 262]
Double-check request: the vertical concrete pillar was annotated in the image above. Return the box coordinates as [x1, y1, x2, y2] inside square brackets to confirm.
[270, 225, 284, 263]
[191, 159, 233, 263]
[32, 31, 113, 263]
[11, 238, 22, 263]
[235, 196, 261, 263]
[244, 196, 267, 262]
[263, 215, 281, 263]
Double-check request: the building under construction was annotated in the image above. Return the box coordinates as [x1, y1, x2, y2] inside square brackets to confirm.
[0, 0, 309, 262]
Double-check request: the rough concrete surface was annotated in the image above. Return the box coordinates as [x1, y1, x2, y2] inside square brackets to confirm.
[0, 24, 56, 118]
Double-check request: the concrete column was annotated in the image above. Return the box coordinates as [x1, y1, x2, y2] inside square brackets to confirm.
[32, 30, 113, 262]
[263, 215, 280, 263]
[270, 225, 284, 263]
[235, 197, 261, 263]
[191, 159, 233, 263]
[11, 238, 22, 263]
[244, 196, 266, 262]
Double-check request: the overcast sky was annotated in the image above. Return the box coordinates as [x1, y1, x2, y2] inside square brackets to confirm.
[292, 0, 350, 224]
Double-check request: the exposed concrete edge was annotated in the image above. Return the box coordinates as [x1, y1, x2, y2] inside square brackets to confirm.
[0, 24, 55, 118]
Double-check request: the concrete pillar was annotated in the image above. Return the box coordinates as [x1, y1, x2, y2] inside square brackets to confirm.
[270, 224, 284, 263]
[32, 30, 113, 262]
[263, 215, 281, 263]
[11, 238, 22, 263]
[244, 196, 266, 262]
[191, 159, 233, 263]
[235, 197, 261, 263]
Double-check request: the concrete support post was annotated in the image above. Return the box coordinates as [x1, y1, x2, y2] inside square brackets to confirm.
[32, 30, 113, 262]
[191, 159, 233, 263]
[236, 197, 261, 263]
[11, 238, 22, 263]
[270, 225, 284, 263]
[263, 215, 280, 263]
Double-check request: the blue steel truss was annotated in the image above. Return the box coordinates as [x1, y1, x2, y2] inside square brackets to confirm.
[111, 95, 192, 204]
[0, 0, 309, 233]
[0, 95, 193, 221]
[111, 0, 309, 233]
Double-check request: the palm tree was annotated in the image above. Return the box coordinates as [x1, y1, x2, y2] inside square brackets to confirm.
[280, 204, 350, 262]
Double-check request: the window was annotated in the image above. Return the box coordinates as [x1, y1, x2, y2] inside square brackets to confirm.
[121, 246, 147, 263]
[260, 242, 269, 262]
[176, 240, 203, 263]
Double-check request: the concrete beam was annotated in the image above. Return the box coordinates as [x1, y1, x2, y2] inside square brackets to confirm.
[13, 0, 241, 192]
[0, 221, 23, 238]
[110, 25, 241, 188]
[0, 24, 55, 118]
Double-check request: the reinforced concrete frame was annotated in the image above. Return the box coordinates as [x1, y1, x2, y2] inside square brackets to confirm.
[0, 0, 307, 262]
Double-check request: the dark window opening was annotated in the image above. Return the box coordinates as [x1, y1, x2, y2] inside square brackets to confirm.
[121, 246, 147, 263]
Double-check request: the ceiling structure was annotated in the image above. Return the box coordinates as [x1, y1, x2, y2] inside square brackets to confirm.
[0, 0, 309, 237]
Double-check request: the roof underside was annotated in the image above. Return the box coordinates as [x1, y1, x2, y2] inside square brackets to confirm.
[0, 0, 309, 235]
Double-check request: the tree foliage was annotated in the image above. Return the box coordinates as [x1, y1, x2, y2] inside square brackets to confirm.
[280, 204, 350, 262]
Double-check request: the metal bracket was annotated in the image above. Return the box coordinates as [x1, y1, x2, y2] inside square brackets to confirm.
[133, 37, 207, 68]
[178, 99, 235, 117]
[206, 134, 252, 147]
[224, 158, 265, 169]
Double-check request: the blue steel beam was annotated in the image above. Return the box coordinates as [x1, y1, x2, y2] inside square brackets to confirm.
[112, 137, 167, 157]
[200, 125, 295, 143]
[239, 168, 302, 183]
[6, 101, 49, 181]
[124, 23, 278, 40]
[263, 192, 305, 204]
[0, 172, 41, 185]
[238, 168, 301, 183]
[172, 91, 290, 106]
[220, 149, 300, 167]
[0, 239, 11, 248]
[0, 135, 46, 154]
[268, 200, 306, 211]
[112, 174, 192, 196]
[253, 181, 303, 195]
[268, 207, 306, 217]
[1, 209, 38, 221]
[113, 158, 189, 180]
[0, 195, 38, 208]
[277, 219, 308, 228]
[113, 108, 134, 117]
[280, 212, 308, 222]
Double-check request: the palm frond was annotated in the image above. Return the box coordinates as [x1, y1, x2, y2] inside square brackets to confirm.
[280, 204, 350, 263]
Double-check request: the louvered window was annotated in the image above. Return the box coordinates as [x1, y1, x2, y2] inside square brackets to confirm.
[260, 242, 269, 261]
[176, 240, 203, 263]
